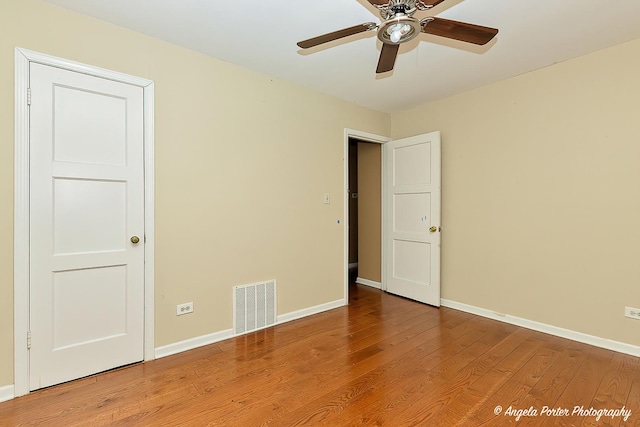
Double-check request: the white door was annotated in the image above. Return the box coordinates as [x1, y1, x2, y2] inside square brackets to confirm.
[29, 63, 145, 390]
[384, 132, 441, 305]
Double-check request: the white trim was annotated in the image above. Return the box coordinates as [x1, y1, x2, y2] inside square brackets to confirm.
[380, 139, 387, 292]
[13, 48, 155, 396]
[344, 129, 390, 302]
[18, 48, 153, 86]
[143, 83, 156, 361]
[0, 385, 15, 403]
[345, 129, 391, 144]
[356, 277, 382, 289]
[156, 298, 346, 359]
[13, 47, 30, 398]
[343, 133, 350, 303]
[276, 298, 346, 324]
[155, 329, 234, 359]
[441, 299, 640, 358]
[348, 262, 358, 269]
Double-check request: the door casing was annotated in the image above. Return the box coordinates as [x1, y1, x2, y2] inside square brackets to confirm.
[13, 47, 156, 397]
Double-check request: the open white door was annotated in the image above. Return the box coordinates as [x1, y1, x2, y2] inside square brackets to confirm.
[29, 62, 145, 390]
[384, 132, 441, 305]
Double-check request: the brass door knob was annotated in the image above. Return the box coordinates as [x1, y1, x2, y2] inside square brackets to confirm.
[429, 226, 437, 233]
[130, 236, 140, 244]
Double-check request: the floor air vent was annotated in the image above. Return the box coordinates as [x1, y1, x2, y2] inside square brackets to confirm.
[234, 280, 276, 335]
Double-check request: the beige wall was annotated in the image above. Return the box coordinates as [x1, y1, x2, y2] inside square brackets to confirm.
[0, 0, 390, 387]
[357, 143, 382, 283]
[392, 37, 640, 347]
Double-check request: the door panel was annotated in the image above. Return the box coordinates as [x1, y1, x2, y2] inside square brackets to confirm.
[52, 266, 127, 350]
[384, 132, 441, 305]
[393, 240, 431, 283]
[53, 179, 127, 253]
[393, 193, 431, 234]
[393, 142, 432, 185]
[29, 63, 144, 390]
[53, 85, 127, 166]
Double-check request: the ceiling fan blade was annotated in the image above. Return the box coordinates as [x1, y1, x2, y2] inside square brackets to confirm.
[419, 0, 446, 6]
[297, 23, 376, 49]
[376, 43, 399, 74]
[422, 17, 498, 45]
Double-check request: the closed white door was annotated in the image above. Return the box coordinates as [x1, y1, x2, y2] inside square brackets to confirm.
[384, 132, 441, 305]
[29, 63, 145, 390]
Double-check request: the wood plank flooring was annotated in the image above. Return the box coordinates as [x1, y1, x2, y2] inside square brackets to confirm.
[1, 283, 639, 426]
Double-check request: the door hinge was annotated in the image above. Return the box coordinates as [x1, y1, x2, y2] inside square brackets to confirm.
[27, 331, 32, 349]
[27, 88, 31, 105]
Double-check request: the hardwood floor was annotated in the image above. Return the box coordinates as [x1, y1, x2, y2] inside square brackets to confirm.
[1, 283, 639, 426]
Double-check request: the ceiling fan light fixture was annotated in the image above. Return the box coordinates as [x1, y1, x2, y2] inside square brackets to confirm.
[388, 23, 410, 42]
[377, 15, 421, 45]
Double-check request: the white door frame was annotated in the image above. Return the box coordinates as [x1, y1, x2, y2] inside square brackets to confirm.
[343, 129, 390, 301]
[13, 48, 155, 397]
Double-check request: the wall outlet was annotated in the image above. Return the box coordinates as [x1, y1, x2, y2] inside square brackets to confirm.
[624, 306, 640, 320]
[177, 302, 194, 316]
[323, 193, 330, 204]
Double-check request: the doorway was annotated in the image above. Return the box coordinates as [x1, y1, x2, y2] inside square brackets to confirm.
[348, 139, 383, 289]
[343, 129, 389, 300]
[343, 129, 441, 307]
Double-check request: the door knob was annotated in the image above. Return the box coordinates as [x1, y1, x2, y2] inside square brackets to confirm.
[429, 226, 437, 233]
[130, 236, 140, 244]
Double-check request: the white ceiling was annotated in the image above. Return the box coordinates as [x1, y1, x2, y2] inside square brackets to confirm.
[44, 0, 640, 113]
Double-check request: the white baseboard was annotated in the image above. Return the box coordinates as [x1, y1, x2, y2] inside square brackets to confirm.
[441, 299, 640, 358]
[155, 298, 346, 359]
[0, 384, 14, 403]
[155, 328, 234, 359]
[277, 298, 346, 324]
[356, 277, 382, 289]
[348, 263, 358, 269]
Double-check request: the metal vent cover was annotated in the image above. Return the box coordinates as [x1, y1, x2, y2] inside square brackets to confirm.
[233, 280, 276, 335]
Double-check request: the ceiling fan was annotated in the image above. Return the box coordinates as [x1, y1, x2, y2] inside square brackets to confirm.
[297, 0, 498, 74]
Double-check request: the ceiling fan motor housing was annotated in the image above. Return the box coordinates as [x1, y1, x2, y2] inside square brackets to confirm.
[390, 3, 410, 14]
[377, 0, 434, 20]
